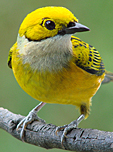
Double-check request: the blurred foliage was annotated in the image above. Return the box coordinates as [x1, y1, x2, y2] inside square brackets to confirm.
[0, 0, 113, 152]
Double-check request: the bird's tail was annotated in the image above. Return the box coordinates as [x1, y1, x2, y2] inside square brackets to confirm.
[102, 71, 113, 84]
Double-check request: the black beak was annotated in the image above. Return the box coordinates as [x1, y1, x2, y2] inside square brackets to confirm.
[58, 22, 90, 35]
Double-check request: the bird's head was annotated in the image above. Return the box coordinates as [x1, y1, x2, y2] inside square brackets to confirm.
[19, 6, 90, 41]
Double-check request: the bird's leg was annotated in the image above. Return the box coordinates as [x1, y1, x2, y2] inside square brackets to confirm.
[16, 102, 46, 141]
[55, 114, 85, 147]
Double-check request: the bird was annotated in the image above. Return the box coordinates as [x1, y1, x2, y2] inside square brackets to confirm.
[8, 6, 113, 146]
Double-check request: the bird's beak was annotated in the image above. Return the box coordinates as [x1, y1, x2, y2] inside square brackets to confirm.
[58, 22, 90, 35]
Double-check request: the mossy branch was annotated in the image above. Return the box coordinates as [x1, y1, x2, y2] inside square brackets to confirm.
[0, 107, 113, 151]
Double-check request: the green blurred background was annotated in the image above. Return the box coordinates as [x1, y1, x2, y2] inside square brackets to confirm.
[0, 0, 113, 152]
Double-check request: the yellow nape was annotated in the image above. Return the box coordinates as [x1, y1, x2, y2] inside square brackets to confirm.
[19, 6, 78, 41]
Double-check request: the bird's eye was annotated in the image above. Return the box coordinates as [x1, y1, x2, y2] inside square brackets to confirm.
[45, 20, 55, 30]
[67, 22, 76, 28]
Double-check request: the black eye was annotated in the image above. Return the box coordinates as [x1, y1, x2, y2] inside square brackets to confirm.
[45, 20, 55, 30]
[67, 22, 76, 28]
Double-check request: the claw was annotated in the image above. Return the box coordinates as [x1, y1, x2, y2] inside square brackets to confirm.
[16, 111, 39, 141]
[16, 117, 26, 131]
[55, 125, 67, 136]
[55, 114, 85, 149]
[16, 102, 46, 141]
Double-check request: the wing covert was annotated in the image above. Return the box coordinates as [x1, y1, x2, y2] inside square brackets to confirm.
[71, 36, 105, 76]
[7, 42, 17, 69]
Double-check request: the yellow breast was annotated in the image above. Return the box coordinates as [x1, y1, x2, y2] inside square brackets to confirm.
[12, 47, 104, 106]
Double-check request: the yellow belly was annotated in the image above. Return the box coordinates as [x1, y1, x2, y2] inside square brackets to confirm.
[12, 51, 105, 111]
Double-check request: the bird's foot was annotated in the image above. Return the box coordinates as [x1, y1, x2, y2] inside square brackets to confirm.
[55, 120, 78, 148]
[55, 114, 84, 148]
[16, 102, 46, 141]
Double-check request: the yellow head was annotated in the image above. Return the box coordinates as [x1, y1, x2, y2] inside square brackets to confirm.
[19, 6, 88, 41]
[9, 6, 90, 72]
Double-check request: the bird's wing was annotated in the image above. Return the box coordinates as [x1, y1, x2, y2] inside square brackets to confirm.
[7, 42, 17, 69]
[71, 36, 105, 76]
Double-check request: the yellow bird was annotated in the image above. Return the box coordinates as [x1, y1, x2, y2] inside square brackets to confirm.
[8, 6, 113, 145]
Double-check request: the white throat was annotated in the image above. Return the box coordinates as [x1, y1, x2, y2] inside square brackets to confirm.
[17, 34, 73, 72]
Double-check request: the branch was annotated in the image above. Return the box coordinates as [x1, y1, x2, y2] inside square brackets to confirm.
[0, 107, 113, 152]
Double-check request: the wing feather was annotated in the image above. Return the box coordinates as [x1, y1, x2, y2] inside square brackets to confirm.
[71, 36, 105, 76]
